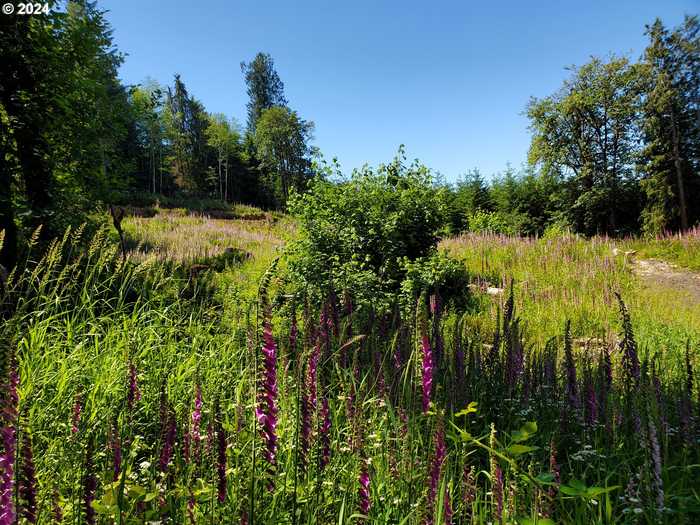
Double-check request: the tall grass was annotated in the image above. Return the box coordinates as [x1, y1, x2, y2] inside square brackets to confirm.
[0, 226, 698, 523]
[441, 232, 700, 353]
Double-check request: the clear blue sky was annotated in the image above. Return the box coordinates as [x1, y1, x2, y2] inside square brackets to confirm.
[101, 0, 695, 182]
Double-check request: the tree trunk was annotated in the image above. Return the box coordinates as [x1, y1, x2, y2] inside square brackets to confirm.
[669, 110, 688, 231]
[224, 158, 228, 202]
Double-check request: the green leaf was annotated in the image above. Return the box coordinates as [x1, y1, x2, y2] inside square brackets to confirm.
[511, 421, 538, 442]
[454, 401, 479, 417]
[507, 444, 539, 456]
[535, 472, 555, 484]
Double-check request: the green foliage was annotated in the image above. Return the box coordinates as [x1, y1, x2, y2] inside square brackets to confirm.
[399, 250, 470, 311]
[466, 209, 522, 235]
[240, 52, 288, 132]
[527, 56, 645, 236]
[639, 16, 700, 234]
[287, 148, 450, 311]
[254, 106, 315, 206]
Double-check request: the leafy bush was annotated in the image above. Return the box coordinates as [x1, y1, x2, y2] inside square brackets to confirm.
[466, 209, 523, 235]
[287, 150, 451, 311]
[399, 250, 470, 311]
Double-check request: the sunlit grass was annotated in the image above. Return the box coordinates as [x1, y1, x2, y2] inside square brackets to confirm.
[441, 232, 700, 353]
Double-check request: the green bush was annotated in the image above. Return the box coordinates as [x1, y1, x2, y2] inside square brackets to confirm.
[466, 209, 523, 235]
[399, 250, 471, 311]
[286, 150, 451, 311]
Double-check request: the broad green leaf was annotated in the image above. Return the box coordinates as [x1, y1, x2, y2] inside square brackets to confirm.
[507, 444, 539, 455]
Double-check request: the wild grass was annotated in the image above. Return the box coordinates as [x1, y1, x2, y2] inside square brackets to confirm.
[441, 232, 700, 355]
[1, 216, 698, 524]
[622, 226, 700, 271]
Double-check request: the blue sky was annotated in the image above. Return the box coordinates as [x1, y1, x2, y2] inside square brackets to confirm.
[101, 0, 695, 182]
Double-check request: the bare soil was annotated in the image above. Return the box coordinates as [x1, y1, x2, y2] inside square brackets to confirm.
[632, 258, 700, 306]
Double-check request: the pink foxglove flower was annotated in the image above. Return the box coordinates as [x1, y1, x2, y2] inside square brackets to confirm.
[256, 310, 279, 486]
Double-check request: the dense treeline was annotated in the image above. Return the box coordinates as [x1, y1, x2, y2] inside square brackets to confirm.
[0, 1, 315, 269]
[445, 16, 700, 238]
[1, 1, 699, 270]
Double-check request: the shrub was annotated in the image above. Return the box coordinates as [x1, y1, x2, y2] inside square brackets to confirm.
[286, 150, 450, 311]
[466, 210, 523, 235]
[399, 250, 470, 311]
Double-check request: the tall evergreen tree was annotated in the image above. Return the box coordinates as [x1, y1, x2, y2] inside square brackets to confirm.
[639, 16, 700, 234]
[240, 53, 287, 132]
[164, 75, 210, 192]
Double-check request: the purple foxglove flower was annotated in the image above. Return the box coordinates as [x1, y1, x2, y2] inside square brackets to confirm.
[493, 465, 504, 524]
[300, 387, 312, 471]
[425, 424, 446, 525]
[187, 490, 196, 524]
[320, 395, 331, 469]
[358, 459, 371, 518]
[256, 311, 279, 485]
[71, 393, 82, 434]
[647, 419, 664, 511]
[443, 488, 453, 525]
[83, 439, 97, 525]
[159, 411, 176, 473]
[216, 403, 227, 503]
[110, 423, 122, 481]
[0, 362, 18, 525]
[616, 294, 640, 386]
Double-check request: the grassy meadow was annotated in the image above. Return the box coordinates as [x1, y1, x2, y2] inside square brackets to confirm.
[0, 205, 698, 524]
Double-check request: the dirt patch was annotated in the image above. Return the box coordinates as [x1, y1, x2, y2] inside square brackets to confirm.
[632, 258, 700, 305]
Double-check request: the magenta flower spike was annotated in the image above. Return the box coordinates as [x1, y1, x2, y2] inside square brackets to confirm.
[83, 439, 97, 525]
[320, 395, 331, 469]
[443, 488, 453, 525]
[358, 459, 371, 518]
[110, 424, 122, 481]
[159, 411, 177, 473]
[71, 393, 82, 435]
[493, 465, 504, 524]
[216, 404, 227, 503]
[0, 363, 18, 525]
[192, 384, 203, 464]
[425, 424, 446, 525]
[256, 309, 279, 485]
